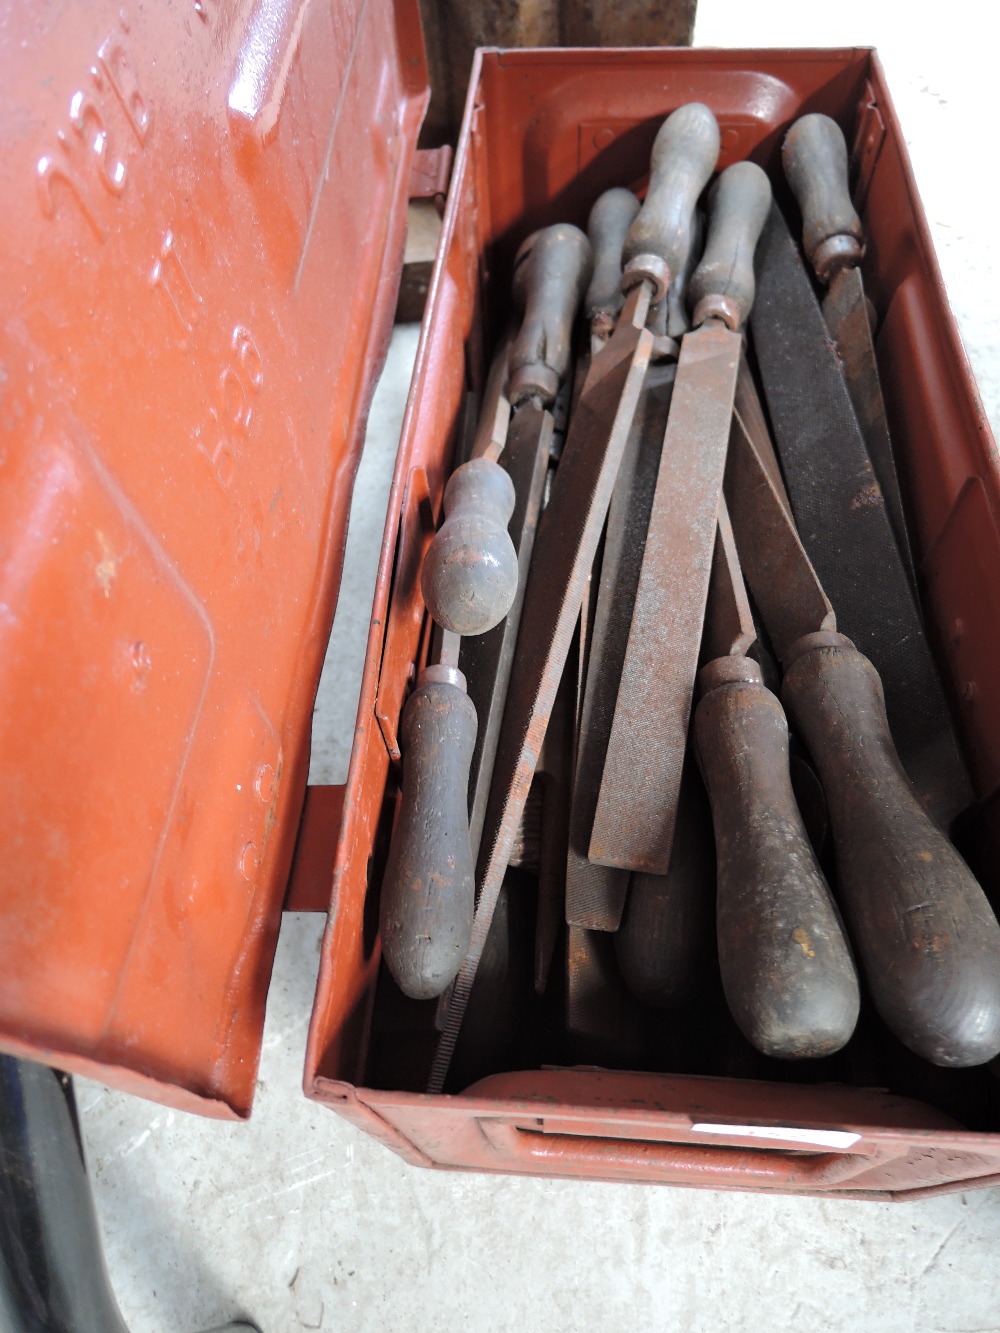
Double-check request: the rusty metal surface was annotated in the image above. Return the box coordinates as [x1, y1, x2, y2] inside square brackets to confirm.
[534, 650, 575, 994]
[823, 264, 915, 581]
[733, 354, 791, 517]
[284, 785, 347, 913]
[462, 405, 552, 855]
[565, 359, 675, 929]
[723, 414, 836, 661]
[470, 333, 513, 462]
[590, 321, 740, 875]
[428, 289, 653, 1092]
[750, 203, 972, 828]
[701, 502, 757, 664]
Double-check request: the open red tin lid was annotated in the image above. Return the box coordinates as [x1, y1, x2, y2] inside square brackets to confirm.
[0, 0, 428, 1118]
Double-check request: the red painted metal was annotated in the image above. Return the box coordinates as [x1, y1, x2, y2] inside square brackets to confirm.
[284, 786, 346, 914]
[0, 0, 428, 1119]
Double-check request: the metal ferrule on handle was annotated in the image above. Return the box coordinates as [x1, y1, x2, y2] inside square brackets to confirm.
[585, 188, 641, 336]
[689, 160, 772, 330]
[509, 223, 593, 406]
[782, 113, 864, 282]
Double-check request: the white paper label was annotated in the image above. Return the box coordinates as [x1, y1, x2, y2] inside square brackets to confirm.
[690, 1122, 861, 1151]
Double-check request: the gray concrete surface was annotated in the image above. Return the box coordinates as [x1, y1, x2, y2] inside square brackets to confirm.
[77, 3, 1000, 1330]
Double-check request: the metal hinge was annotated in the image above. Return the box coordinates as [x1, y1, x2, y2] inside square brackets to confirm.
[408, 146, 453, 203]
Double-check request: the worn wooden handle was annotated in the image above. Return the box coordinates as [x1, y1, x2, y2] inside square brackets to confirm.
[615, 761, 713, 1008]
[585, 188, 641, 330]
[694, 659, 860, 1059]
[622, 102, 720, 302]
[666, 208, 703, 340]
[380, 670, 478, 1000]
[689, 161, 772, 330]
[781, 633, 1000, 1066]
[509, 222, 593, 406]
[782, 113, 864, 282]
[421, 456, 518, 636]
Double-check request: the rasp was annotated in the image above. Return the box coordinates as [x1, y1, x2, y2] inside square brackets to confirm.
[749, 202, 971, 830]
[725, 410, 1000, 1068]
[427, 283, 654, 1092]
[782, 112, 915, 582]
[694, 492, 860, 1059]
[590, 159, 772, 875]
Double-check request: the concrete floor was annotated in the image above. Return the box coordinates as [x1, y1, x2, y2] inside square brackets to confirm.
[78, 4, 1000, 1330]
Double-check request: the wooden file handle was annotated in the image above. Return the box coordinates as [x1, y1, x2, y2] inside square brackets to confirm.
[380, 669, 478, 1000]
[622, 102, 720, 302]
[689, 160, 772, 330]
[420, 456, 518, 637]
[782, 632, 1000, 1067]
[509, 222, 593, 406]
[584, 188, 641, 330]
[782, 113, 864, 282]
[694, 657, 860, 1059]
[615, 761, 713, 1009]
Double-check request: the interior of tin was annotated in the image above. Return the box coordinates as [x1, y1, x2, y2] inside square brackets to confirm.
[307, 48, 1000, 1133]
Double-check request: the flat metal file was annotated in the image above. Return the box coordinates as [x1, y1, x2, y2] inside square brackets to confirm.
[564, 186, 663, 932]
[725, 409, 1000, 1068]
[749, 202, 972, 830]
[782, 112, 915, 582]
[564, 360, 674, 928]
[564, 198, 704, 932]
[590, 160, 772, 875]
